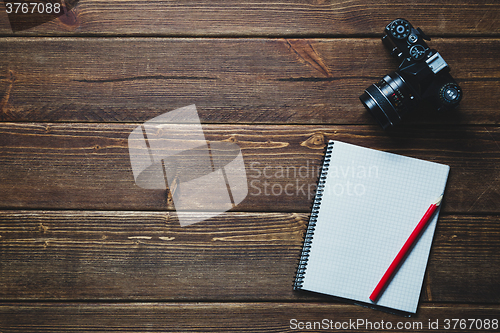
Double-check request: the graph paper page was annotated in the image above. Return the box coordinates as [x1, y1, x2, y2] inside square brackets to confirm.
[301, 141, 450, 313]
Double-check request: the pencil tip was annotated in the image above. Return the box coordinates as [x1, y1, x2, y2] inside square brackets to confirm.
[434, 195, 443, 206]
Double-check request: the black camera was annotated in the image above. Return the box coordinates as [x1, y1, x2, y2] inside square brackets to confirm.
[360, 19, 462, 129]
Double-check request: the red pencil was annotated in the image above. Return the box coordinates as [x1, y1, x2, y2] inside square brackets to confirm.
[369, 195, 443, 302]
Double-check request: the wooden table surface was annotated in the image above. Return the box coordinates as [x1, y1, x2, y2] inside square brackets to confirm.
[1, 1, 499, 332]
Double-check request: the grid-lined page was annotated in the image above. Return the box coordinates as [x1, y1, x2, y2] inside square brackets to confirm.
[301, 141, 450, 313]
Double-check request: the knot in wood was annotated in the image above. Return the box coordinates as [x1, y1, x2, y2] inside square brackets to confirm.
[301, 133, 326, 149]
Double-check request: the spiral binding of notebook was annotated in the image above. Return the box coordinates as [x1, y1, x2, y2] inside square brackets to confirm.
[293, 141, 334, 290]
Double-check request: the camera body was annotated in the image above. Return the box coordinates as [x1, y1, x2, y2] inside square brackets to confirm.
[360, 19, 462, 129]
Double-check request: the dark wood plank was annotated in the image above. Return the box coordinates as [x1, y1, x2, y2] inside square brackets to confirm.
[1, 38, 499, 124]
[0, 123, 499, 213]
[1, 303, 500, 332]
[1, 1, 497, 330]
[0, 0, 499, 36]
[0, 211, 498, 302]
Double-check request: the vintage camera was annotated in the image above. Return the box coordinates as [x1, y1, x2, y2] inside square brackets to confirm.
[360, 19, 462, 129]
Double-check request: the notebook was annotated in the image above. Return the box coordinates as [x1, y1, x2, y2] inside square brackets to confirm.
[294, 140, 450, 314]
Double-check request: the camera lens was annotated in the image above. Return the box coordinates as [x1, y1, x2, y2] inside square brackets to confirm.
[359, 72, 416, 129]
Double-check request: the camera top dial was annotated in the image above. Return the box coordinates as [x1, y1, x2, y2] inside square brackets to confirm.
[388, 19, 411, 39]
[410, 45, 427, 60]
[439, 83, 463, 107]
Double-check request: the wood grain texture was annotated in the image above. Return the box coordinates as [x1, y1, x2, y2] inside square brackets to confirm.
[0, 211, 499, 302]
[1, 123, 499, 213]
[1, 0, 499, 327]
[1, 303, 500, 332]
[0, 38, 499, 124]
[0, 0, 499, 36]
